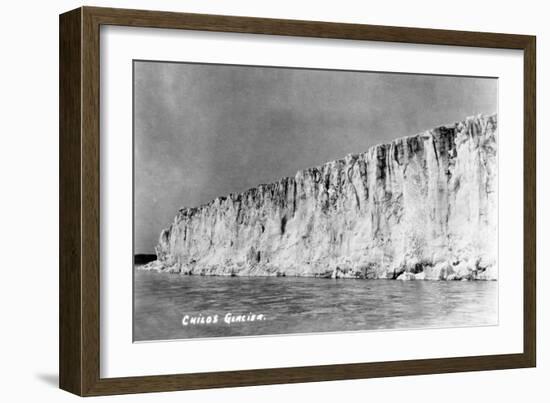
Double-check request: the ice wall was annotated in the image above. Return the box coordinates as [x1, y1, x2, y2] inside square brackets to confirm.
[143, 114, 497, 280]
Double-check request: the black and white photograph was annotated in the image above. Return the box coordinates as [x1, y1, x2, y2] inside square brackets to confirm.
[133, 60, 498, 342]
[2, 0, 544, 399]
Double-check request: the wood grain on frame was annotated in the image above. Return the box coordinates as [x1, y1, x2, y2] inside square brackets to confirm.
[59, 7, 82, 395]
[59, 6, 536, 396]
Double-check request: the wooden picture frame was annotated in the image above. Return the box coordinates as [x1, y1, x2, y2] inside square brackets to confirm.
[59, 6, 536, 396]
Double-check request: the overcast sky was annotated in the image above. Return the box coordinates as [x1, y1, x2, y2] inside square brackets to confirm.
[134, 60, 497, 253]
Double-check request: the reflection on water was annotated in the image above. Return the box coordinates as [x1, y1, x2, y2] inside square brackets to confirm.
[133, 270, 497, 341]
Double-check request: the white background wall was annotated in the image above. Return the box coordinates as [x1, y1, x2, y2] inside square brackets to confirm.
[0, 0, 546, 401]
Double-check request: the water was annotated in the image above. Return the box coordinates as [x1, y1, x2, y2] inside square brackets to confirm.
[134, 270, 498, 342]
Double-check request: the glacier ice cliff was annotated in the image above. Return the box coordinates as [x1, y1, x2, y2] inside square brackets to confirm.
[142, 114, 498, 280]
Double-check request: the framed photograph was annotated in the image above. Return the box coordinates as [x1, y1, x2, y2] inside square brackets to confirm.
[59, 6, 536, 396]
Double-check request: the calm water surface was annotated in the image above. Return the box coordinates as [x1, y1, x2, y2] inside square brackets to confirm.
[134, 270, 497, 341]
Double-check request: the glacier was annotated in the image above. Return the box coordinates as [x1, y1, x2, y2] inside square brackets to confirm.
[141, 114, 498, 281]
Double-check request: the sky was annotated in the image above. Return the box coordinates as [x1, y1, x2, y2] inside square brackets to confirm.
[134, 60, 497, 253]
